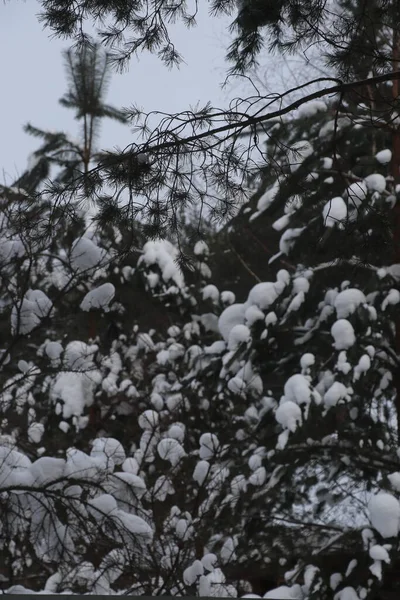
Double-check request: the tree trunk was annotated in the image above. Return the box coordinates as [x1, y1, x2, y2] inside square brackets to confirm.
[391, 25, 400, 433]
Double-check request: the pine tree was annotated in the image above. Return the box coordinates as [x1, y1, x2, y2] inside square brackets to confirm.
[14, 41, 128, 196]
[4, 1, 400, 598]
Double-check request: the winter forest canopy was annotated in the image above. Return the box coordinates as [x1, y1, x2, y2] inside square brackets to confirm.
[2, 0, 400, 598]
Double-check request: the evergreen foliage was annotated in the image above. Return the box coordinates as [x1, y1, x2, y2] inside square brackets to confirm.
[2, 0, 400, 597]
[15, 42, 127, 195]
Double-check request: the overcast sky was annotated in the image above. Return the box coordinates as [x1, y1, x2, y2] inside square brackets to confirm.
[0, 1, 244, 185]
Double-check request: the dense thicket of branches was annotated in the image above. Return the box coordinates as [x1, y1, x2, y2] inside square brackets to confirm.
[2, 0, 400, 598]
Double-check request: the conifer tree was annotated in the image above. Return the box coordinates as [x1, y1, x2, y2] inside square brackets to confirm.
[15, 41, 127, 196]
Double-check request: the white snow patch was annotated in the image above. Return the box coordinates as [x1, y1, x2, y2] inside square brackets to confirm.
[283, 374, 311, 405]
[369, 545, 390, 563]
[288, 140, 313, 172]
[279, 228, 304, 255]
[228, 324, 251, 350]
[202, 284, 219, 303]
[264, 584, 302, 598]
[324, 382, 350, 408]
[368, 493, 400, 538]
[322, 197, 347, 227]
[80, 283, 115, 312]
[71, 237, 107, 272]
[218, 304, 246, 341]
[300, 353, 315, 369]
[375, 149, 392, 164]
[246, 282, 279, 310]
[334, 288, 366, 318]
[11, 290, 53, 335]
[347, 181, 368, 208]
[388, 472, 400, 492]
[139, 239, 184, 288]
[275, 401, 302, 432]
[298, 100, 327, 118]
[382, 289, 400, 310]
[256, 180, 280, 215]
[364, 173, 386, 193]
[194, 240, 209, 256]
[331, 319, 356, 350]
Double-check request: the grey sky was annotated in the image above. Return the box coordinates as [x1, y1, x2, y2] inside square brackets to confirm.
[0, 1, 239, 185]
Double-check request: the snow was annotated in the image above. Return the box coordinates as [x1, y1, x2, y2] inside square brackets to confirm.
[122, 457, 139, 475]
[168, 424, 185, 442]
[347, 181, 368, 207]
[157, 438, 186, 466]
[138, 410, 159, 431]
[113, 472, 146, 498]
[375, 148, 392, 164]
[288, 140, 313, 172]
[255, 180, 280, 215]
[183, 560, 204, 585]
[297, 100, 327, 118]
[368, 493, 400, 538]
[199, 433, 220, 459]
[245, 305, 265, 325]
[324, 382, 351, 407]
[65, 448, 108, 480]
[11, 289, 53, 335]
[228, 324, 251, 350]
[279, 228, 305, 255]
[153, 475, 175, 501]
[194, 240, 209, 256]
[369, 545, 390, 563]
[381, 288, 400, 310]
[45, 341, 63, 361]
[275, 401, 302, 432]
[0, 238, 25, 261]
[80, 283, 115, 312]
[246, 282, 279, 310]
[248, 466, 266, 486]
[364, 173, 386, 193]
[322, 197, 347, 227]
[71, 237, 107, 272]
[300, 353, 315, 369]
[202, 553, 218, 571]
[265, 311, 277, 326]
[139, 239, 185, 288]
[386, 263, 400, 280]
[218, 303, 246, 341]
[29, 456, 65, 485]
[114, 510, 153, 539]
[221, 290, 235, 305]
[248, 454, 262, 471]
[334, 288, 366, 318]
[64, 340, 98, 371]
[293, 277, 310, 294]
[193, 460, 210, 485]
[88, 494, 118, 517]
[283, 374, 312, 405]
[388, 472, 400, 492]
[202, 284, 219, 303]
[334, 588, 360, 600]
[228, 376, 246, 395]
[354, 354, 371, 379]
[27, 422, 45, 444]
[264, 584, 302, 598]
[287, 291, 304, 312]
[50, 371, 96, 419]
[331, 319, 356, 349]
[277, 269, 290, 285]
[272, 214, 291, 231]
[91, 438, 126, 466]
